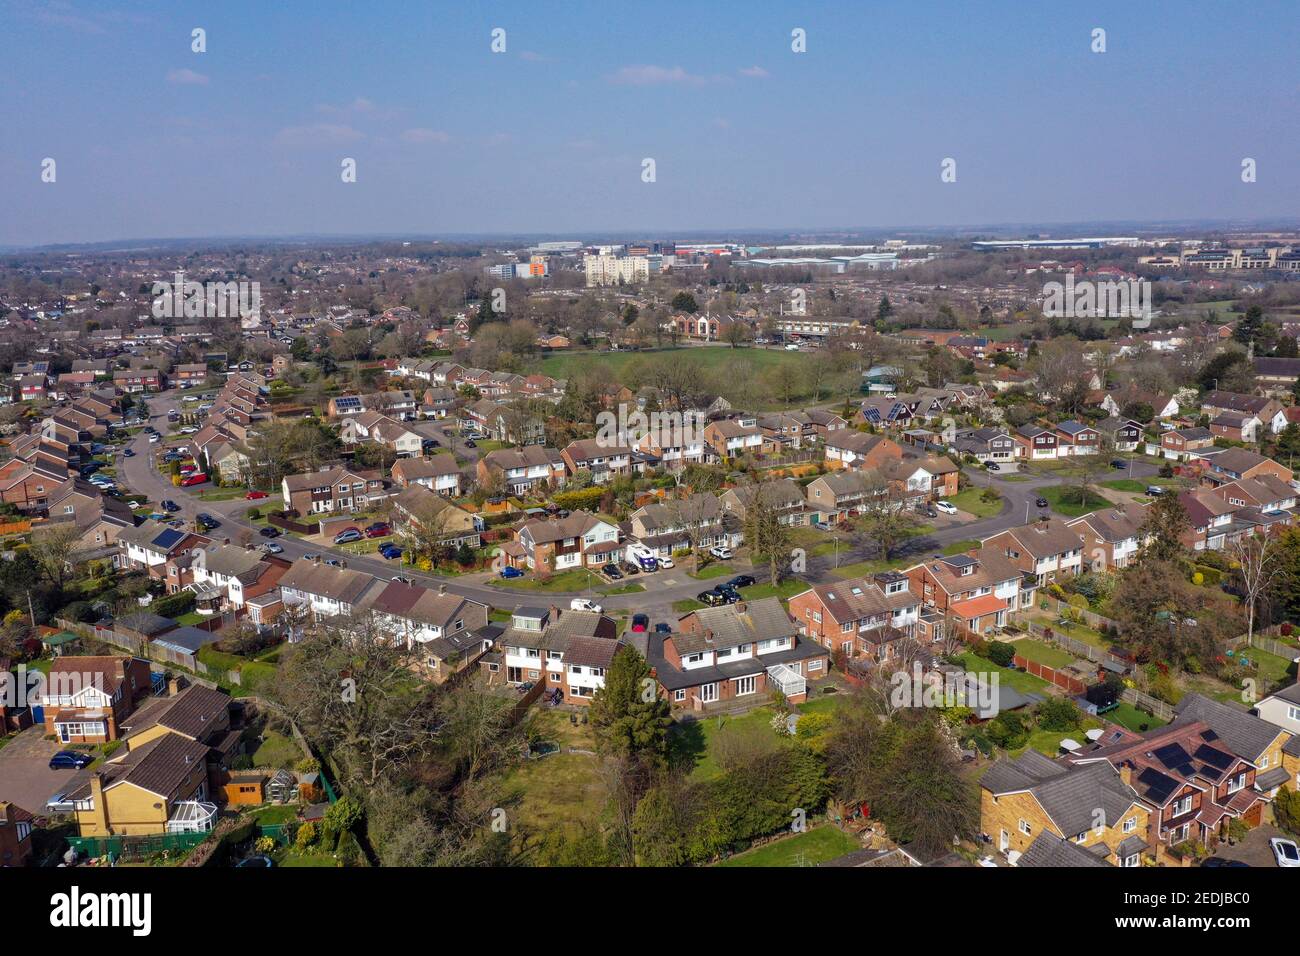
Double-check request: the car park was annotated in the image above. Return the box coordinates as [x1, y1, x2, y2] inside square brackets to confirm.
[570, 598, 603, 613]
[708, 546, 734, 560]
[935, 501, 958, 515]
[333, 528, 362, 544]
[631, 614, 649, 632]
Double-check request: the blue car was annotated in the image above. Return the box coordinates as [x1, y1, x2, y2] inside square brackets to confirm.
[499, 566, 524, 579]
[49, 750, 94, 770]
[379, 544, 403, 560]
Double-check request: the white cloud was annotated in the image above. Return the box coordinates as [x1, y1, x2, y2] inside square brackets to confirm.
[274, 123, 364, 147]
[401, 128, 451, 144]
[738, 65, 769, 78]
[166, 68, 209, 86]
[607, 64, 718, 86]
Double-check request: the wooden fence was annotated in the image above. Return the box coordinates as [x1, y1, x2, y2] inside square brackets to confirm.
[1038, 596, 1120, 633]
[1012, 654, 1088, 695]
[1120, 687, 1176, 722]
[1223, 625, 1300, 661]
[1024, 620, 1133, 674]
[267, 512, 320, 535]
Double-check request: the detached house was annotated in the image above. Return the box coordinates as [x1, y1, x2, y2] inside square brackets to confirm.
[1013, 424, 1059, 461]
[1052, 420, 1101, 456]
[35, 655, 153, 743]
[952, 427, 1016, 463]
[823, 431, 903, 470]
[650, 597, 830, 709]
[1094, 417, 1144, 452]
[703, 418, 765, 459]
[391, 484, 483, 548]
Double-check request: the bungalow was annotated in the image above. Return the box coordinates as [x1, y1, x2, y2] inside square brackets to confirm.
[651, 597, 831, 708]
[390, 484, 483, 548]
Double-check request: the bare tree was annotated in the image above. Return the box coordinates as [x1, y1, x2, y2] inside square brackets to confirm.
[29, 523, 86, 591]
[1228, 532, 1284, 645]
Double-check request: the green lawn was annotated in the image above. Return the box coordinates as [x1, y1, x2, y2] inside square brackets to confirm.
[252, 730, 303, 769]
[1237, 646, 1297, 687]
[1011, 638, 1077, 669]
[1107, 702, 1167, 734]
[1037, 484, 1110, 517]
[716, 824, 860, 867]
[949, 487, 1004, 518]
[489, 568, 602, 592]
[738, 578, 809, 602]
[597, 583, 646, 595]
[688, 563, 735, 580]
[1101, 479, 1147, 493]
[957, 653, 1052, 695]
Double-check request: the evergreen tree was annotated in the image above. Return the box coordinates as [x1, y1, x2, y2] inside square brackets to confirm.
[589, 645, 672, 762]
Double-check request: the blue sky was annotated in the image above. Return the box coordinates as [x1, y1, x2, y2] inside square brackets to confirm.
[2, 0, 1298, 246]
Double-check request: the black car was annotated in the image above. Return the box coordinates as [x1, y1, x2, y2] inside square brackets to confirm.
[1110, 459, 1128, 470]
[1200, 858, 1249, 868]
[727, 575, 756, 589]
[463, 438, 477, 448]
[653, 622, 672, 634]
[697, 589, 727, 606]
[196, 513, 219, 529]
[161, 499, 180, 512]
[601, 563, 623, 580]
[716, 585, 741, 604]
[1035, 496, 1049, 508]
[49, 750, 94, 770]
[620, 561, 641, 575]
[258, 526, 280, 538]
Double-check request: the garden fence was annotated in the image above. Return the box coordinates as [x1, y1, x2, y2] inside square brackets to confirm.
[1120, 687, 1176, 722]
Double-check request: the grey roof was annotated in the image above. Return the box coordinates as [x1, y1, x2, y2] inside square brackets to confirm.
[1172, 693, 1283, 763]
[982, 753, 1139, 837]
[1017, 831, 1111, 868]
[1116, 835, 1149, 860]
[1254, 767, 1291, 791]
[675, 596, 796, 654]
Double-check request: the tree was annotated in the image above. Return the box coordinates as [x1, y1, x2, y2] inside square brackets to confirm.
[670, 291, 698, 314]
[854, 472, 918, 561]
[1140, 492, 1190, 562]
[739, 479, 795, 586]
[1110, 558, 1239, 667]
[1228, 532, 1283, 646]
[588, 645, 672, 764]
[1233, 305, 1266, 349]
[29, 523, 86, 591]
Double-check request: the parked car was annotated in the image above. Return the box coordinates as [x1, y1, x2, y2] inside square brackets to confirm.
[49, 751, 94, 770]
[1110, 459, 1128, 470]
[727, 575, 756, 589]
[236, 856, 275, 868]
[196, 513, 219, 528]
[636, 554, 659, 572]
[657, 554, 675, 569]
[180, 473, 208, 486]
[570, 598, 603, 613]
[631, 614, 649, 632]
[1146, 485, 1165, 496]
[716, 585, 741, 604]
[245, 490, 269, 500]
[1271, 838, 1300, 868]
[123, 448, 135, 458]
[654, 622, 672, 634]
[325, 558, 346, 568]
[161, 499, 181, 512]
[1200, 857, 1249, 867]
[620, 561, 641, 575]
[601, 563, 623, 580]
[983, 460, 1000, 471]
[697, 589, 727, 606]
[259, 526, 280, 538]
[364, 523, 390, 538]
[379, 544, 404, 560]
[463, 438, 477, 448]
[303, 553, 320, 562]
[259, 543, 284, 555]
[148, 433, 161, 444]
[708, 546, 734, 560]
[1035, 496, 1049, 508]
[499, 566, 524, 579]
[935, 501, 958, 515]
[392, 575, 413, 585]
[333, 528, 362, 544]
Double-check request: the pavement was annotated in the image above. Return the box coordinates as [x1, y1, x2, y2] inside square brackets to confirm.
[114, 388, 1162, 623]
[1205, 823, 1291, 868]
[0, 726, 85, 814]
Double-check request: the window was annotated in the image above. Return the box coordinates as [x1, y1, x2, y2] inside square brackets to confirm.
[1289, 705, 1300, 722]
[808, 659, 823, 671]
[673, 689, 686, 702]
[1226, 773, 1246, 794]
[1124, 854, 1139, 867]
[1123, 817, 1136, 834]
[1018, 819, 1031, 836]
[734, 675, 756, 696]
[1175, 796, 1193, 816]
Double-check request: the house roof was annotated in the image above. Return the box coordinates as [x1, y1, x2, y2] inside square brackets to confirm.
[993, 519, 1084, 559]
[67, 733, 211, 800]
[982, 752, 1139, 837]
[675, 596, 795, 654]
[125, 684, 230, 741]
[1017, 831, 1111, 868]
[1172, 693, 1283, 763]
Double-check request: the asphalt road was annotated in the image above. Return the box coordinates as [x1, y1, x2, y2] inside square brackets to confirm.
[115, 389, 1160, 621]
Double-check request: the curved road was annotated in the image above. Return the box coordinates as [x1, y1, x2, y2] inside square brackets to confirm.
[117, 390, 1159, 620]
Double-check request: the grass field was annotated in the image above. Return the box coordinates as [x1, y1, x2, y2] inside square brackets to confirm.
[949, 487, 1004, 518]
[1011, 638, 1076, 669]
[957, 652, 1052, 695]
[1038, 483, 1110, 517]
[1107, 702, 1168, 734]
[716, 825, 860, 867]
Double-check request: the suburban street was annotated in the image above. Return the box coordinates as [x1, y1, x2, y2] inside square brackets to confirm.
[119, 389, 1161, 622]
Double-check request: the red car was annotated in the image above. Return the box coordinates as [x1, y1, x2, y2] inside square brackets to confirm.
[180, 473, 209, 486]
[364, 524, 390, 539]
[245, 490, 269, 500]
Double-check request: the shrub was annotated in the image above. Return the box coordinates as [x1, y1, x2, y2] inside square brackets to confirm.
[1149, 672, 1182, 705]
[986, 641, 1016, 668]
[151, 591, 196, 619]
[295, 821, 318, 849]
[1035, 697, 1082, 732]
[1275, 787, 1300, 837]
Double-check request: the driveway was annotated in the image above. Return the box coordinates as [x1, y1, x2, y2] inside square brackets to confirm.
[0, 726, 88, 814]
[1208, 823, 1291, 868]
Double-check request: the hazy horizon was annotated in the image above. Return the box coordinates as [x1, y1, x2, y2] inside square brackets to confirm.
[5, 0, 1298, 247]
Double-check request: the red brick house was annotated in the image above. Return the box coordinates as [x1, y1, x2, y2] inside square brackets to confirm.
[36, 655, 153, 743]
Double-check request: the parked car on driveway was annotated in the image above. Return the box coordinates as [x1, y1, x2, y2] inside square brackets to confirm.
[1271, 838, 1300, 868]
[364, 523, 390, 538]
[708, 546, 734, 560]
[49, 751, 93, 770]
[935, 500, 958, 515]
[631, 614, 649, 632]
[697, 589, 727, 606]
[1146, 485, 1165, 496]
[654, 622, 672, 634]
[333, 528, 362, 544]
[601, 563, 623, 580]
[379, 544, 404, 560]
[499, 565, 524, 579]
[161, 499, 181, 512]
[196, 513, 219, 529]
[259, 543, 284, 555]
[983, 460, 1000, 471]
[620, 561, 640, 575]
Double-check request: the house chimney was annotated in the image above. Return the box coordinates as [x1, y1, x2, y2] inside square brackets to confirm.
[704, 628, 714, 644]
[1119, 762, 1133, 789]
[167, 675, 184, 696]
[549, 604, 559, 621]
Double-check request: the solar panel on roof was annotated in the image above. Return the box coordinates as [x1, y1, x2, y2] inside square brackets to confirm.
[944, 555, 978, 568]
[1136, 767, 1178, 804]
[152, 528, 184, 549]
[1193, 744, 1234, 771]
